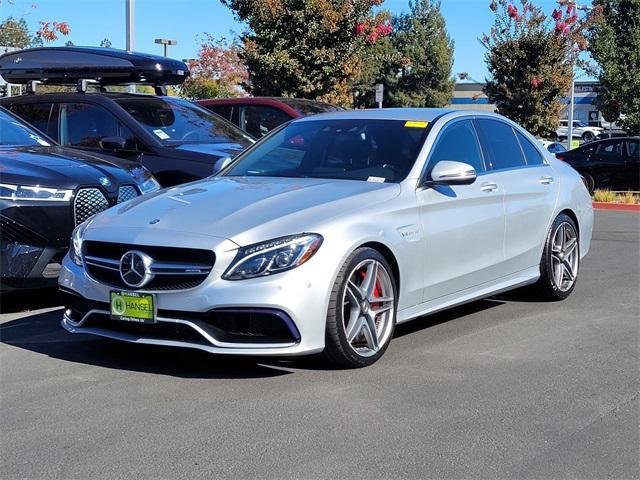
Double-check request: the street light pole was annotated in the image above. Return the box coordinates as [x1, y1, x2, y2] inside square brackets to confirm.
[126, 0, 135, 93]
[567, 67, 575, 149]
[125, 0, 134, 52]
[154, 39, 177, 57]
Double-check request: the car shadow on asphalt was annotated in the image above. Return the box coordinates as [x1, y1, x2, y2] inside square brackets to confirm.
[0, 288, 61, 314]
[0, 309, 293, 379]
[1, 290, 527, 376]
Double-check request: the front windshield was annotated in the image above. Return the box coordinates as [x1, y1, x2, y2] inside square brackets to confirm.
[115, 97, 253, 146]
[574, 121, 587, 127]
[0, 109, 52, 147]
[224, 119, 429, 183]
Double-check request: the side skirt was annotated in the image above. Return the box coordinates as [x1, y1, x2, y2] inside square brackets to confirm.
[397, 266, 540, 324]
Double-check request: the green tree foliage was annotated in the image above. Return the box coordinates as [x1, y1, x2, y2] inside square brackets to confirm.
[388, 0, 454, 107]
[0, 17, 31, 48]
[221, 0, 389, 107]
[100, 38, 113, 48]
[482, 0, 599, 138]
[65, 40, 75, 47]
[588, 0, 640, 134]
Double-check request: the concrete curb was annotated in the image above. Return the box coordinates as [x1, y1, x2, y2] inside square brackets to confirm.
[593, 202, 640, 212]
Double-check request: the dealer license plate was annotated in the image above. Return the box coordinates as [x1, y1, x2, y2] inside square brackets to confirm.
[110, 290, 156, 323]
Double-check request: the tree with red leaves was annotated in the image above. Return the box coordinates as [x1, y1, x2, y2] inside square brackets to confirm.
[221, 0, 389, 106]
[0, 3, 70, 48]
[482, 0, 600, 137]
[180, 35, 248, 100]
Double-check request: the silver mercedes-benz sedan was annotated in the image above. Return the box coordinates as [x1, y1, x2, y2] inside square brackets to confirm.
[59, 109, 593, 368]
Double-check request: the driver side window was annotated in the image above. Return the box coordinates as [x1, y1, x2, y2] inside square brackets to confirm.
[428, 120, 485, 173]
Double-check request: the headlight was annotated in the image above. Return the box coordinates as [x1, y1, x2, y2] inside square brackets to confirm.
[129, 166, 161, 193]
[69, 218, 93, 266]
[222, 233, 323, 280]
[0, 183, 73, 202]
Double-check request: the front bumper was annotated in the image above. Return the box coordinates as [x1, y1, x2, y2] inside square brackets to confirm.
[1, 211, 69, 291]
[58, 246, 334, 356]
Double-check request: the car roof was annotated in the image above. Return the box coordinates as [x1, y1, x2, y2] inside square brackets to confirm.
[294, 108, 479, 122]
[0, 91, 188, 102]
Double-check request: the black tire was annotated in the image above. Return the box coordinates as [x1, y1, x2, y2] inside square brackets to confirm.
[582, 131, 595, 143]
[533, 213, 579, 301]
[322, 247, 397, 368]
[581, 173, 596, 194]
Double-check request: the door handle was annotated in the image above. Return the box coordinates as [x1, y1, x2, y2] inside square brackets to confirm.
[539, 175, 554, 185]
[480, 182, 498, 192]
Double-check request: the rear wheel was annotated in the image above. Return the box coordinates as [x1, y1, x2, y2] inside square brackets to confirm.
[323, 248, 397, 368]
[581, 172, 596, 194]
[534, 213, 580, 301]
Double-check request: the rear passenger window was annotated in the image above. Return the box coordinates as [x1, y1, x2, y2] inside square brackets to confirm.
[597, 141, 623, 156]
[208, 105, 232, 121]
[428, 120, 485, 173]
[474, 118, 526, 170]
[10, 103, 56, 139]
[515, 130, 545, 165]
[627, 140, 639, 159]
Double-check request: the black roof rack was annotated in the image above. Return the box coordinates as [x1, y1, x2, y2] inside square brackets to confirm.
[0, 47, 189, 94]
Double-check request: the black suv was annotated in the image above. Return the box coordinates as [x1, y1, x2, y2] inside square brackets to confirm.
[0, 107, 159, 292]
[0, 47, 253, 187]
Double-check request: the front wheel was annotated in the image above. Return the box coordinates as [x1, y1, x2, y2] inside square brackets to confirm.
[582, 131, 595, 142]
[534, 213, 580, 301]
[323, 248, 397, 368]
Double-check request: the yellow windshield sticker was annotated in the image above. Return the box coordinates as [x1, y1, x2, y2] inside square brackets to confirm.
[404, 121, 429, 128]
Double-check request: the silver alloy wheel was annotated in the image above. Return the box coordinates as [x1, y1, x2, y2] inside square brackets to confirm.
[342, 259, 395, 357]
[551, 221, 579, 292]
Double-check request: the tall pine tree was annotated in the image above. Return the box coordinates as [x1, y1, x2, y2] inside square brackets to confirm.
[389, 0, 455, 107]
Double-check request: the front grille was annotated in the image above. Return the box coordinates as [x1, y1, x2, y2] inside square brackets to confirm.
[0, 215, 47, 247]
[83, 241, 215, 291]
[117, 185, 138, 203]
[163, 308, 301, 344]
[74, 188, 109, 225]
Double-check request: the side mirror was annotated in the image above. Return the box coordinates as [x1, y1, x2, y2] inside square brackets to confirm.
[100, 136, 126, 150]
[212, 156, 233, 174]
[424, 160, 477, 187]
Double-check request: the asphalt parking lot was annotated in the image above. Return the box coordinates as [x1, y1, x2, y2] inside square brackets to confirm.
[1, 210, 638, 480]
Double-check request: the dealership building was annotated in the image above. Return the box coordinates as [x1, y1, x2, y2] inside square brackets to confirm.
[449, 81, 604, 126]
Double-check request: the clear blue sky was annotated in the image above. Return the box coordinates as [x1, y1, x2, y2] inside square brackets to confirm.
[1, 0, 565, 82]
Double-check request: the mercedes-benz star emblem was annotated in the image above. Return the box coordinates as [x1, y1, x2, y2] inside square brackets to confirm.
[119, 250, 154, 288]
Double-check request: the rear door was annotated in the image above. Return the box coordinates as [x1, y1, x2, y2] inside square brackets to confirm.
[474, 118, 558, 274]
[417, 118, 506, 302]
[591, 139, 626, 189]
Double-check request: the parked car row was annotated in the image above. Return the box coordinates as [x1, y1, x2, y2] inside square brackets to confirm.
[0, 107, 160, 291]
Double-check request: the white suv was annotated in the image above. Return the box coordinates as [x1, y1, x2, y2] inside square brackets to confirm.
[556, 120, 603, 143]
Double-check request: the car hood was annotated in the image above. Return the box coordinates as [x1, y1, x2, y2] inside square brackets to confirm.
[88, 176, 400, 245]
[0, 145, 138, 189]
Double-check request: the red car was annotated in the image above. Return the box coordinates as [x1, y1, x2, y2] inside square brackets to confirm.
[198, 97, 343, 138]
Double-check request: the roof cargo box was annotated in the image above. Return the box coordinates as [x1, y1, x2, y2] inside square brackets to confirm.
[0, 47, 189, 86]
